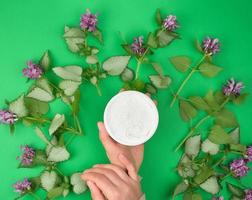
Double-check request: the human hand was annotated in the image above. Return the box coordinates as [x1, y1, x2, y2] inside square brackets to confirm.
[98, 121, 144, 172]
[82, 154, 143, 200]
[99, 92, 156, 172]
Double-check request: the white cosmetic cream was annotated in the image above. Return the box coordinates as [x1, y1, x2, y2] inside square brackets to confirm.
[104, 91, 159, 146]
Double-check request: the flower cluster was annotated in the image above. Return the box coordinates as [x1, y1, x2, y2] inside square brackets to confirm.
[80, 9, 98, 32]
[163, 15, 179, 31]
[230, 158, 250, 177]
[22, 61, 43, 79]
[13, 178, 32, 194]
[246, 189, 252, 200]
[223, 78, 244, 97]
[202, 36, 220, 55]
[245, 146, 252, 162]
[0, 110, 17, 124]
[17, 145, 35, 166]
[130, 36, 146, 56]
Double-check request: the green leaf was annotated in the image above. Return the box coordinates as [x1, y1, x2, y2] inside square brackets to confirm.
[204, 90, 220, 111]
[47, 146, 70, 162]
[39, 50, 51, 71]
[151, 62, 164, 77]
[230, 144, 246, 153]
[199, 176, 220, 195]
[145, 84, 157, 95]
[24, 97, 49, 115]
[230, 196, 244, 200]
[214, 91, 226, 105]
[147, 32, 158, 48]
[35, 127, 50, 145]
[179, 100, 198, 121]
[46, 137, 58, 155]
[157, 30, 177, 47]
[121, 44, 133, 55]
[178, 155, 195, 178]
[185, 135, 201, 158]
[120, 68, 134, 82]
[49, 114, 65, 135]
[170, 56, 192, 72]
[149, 75, 171, 89]
[188, 96, 210, 111]
[36, 78, 53, 95]
[173, 181, 189, 200]
[65, 38, 84, 53]
[208, 125, 234, 144]
[193, 166, 214, 185]
[41, 171, 58, 191]
[229, 127, 240, 144]
[199, 62, 223, 78]
[9, 95, 28, 117]
[72, 90, 81, 115]
[92, 29, 103, 43]
[155, 8, 162, 25]
[233, 93, 249, 105]
[227, 183, 245, 198]
[131, 79, 145, 91]
[27, 87, 54, 102]
[53, 66, 82, 82]
[192, 193, 202, 200]
[47, 186, 64, 199]
[59, 80, 81, 96]
[30, 177, 41, 192]
[102, 56, 131, 75]
[86, 55, 99, 64]
[195, 40, 203, 53]
[201, 139, 219, 155]
[63, 189, 69, 197]
[70, 173, 87, 194]
[183, 192, 202, 200]
[214, 108, 238, 128]
[63, 26, 85, 53]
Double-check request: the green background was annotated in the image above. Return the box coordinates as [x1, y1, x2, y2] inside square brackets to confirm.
[0, 0, 252, 199]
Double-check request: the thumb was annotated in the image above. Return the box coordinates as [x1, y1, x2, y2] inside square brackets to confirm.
[119, 154, 139, 181]
[97, 122, 117, 151]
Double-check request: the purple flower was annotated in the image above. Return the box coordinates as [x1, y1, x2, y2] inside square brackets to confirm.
[163, 15, 179, 31]
[80, 9, 98, 32]
[245, 189, 252, 200]
[223, 78, 244, 97]
[202, 36, 220, 55]
[22, 61, 43, 79]
[212, 197, 224, 200]
[17, 145, 35, 166]
[230, 158, 250, 177]
[131, 36, 146, 56]
[13, 178, 32, 194]
[245, 146, 252, 162]
[0, 110, 17, 124]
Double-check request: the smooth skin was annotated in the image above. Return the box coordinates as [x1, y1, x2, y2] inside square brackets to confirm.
[82, 154, 143, 200]
[97, 121, 144, 172]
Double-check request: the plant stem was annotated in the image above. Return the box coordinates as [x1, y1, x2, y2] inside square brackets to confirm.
[95, 84, 102, 96]
[29, 192, 41, 200]
[47, 80, 61, 93]
[170, 55, 206, 108]
[175, 115, 211, 152]
[55, 166, 64, 177]
[24, 116, 81, 135]
[175, 97, 230, 152]
[135, 60, 142, 80]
